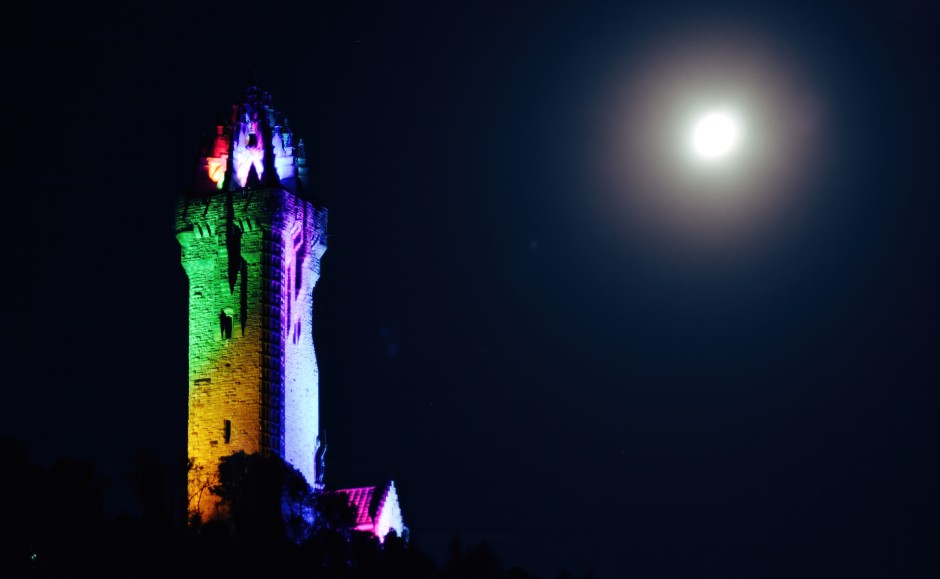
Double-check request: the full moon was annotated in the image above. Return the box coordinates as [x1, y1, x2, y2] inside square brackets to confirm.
[692, 113, 738, 158]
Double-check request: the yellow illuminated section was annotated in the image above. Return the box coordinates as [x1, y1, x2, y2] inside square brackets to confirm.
[207, 158, 227, 189]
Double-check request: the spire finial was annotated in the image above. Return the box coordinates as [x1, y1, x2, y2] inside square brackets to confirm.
[260, 108, 282, 188]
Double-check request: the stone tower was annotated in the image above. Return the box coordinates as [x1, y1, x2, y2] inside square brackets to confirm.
[175, 84, 327, 522]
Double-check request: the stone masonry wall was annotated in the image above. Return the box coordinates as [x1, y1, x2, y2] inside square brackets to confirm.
[177, 187, 327, 521]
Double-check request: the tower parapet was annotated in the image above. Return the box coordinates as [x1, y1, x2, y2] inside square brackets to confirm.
[183, 83, 312, 202]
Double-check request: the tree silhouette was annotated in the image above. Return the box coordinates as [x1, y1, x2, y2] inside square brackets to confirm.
[210, 451, 316, 546]
[313, 487, 360, 533]
[186, 457, 217, 525]
[0, 438, 44, 571]
[506, 566, 538, 579]
[0, 439, 565, 579]
[443, 536, 506, 579]
[127, 447, 173, 539]
[465, 541, 503, 579]
[444, 534, 465, 578]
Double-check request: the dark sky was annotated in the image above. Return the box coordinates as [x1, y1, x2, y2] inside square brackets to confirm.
[9, 0, 940, 577]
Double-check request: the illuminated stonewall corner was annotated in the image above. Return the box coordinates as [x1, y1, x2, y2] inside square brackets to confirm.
[175, 83, 404, 541]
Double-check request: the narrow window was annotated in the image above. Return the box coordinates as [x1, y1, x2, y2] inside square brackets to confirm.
[223, 420, 232, 444]
[220, 309, 234, 339]
[294, 232, 305, 300]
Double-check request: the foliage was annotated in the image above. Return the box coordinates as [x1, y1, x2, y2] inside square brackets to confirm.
[186, 457, 217, 525]
[0, 439, 566, 579]
[210, 450, 317, 545]
[312, 488, 360, 534]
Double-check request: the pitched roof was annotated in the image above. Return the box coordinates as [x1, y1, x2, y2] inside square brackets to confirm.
[332, 485, 379, 527]
[329, 481, 405, 542]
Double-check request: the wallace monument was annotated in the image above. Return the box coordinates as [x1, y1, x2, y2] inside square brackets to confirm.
[175, 82, 404, 540]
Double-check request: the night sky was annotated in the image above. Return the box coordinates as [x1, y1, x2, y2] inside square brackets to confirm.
[9, 0, 940, 577]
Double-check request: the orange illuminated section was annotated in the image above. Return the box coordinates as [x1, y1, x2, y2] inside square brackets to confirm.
[205, 125, 230, 189]
[207, 159, 227, 189]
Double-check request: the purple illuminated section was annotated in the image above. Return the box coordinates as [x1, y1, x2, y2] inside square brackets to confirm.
[333, 483, 405, 542]
[282, 217, 323, 489]
[232, 121, 266, 186]
[200, 86, 305, 192]
[373, 482, 405, 542]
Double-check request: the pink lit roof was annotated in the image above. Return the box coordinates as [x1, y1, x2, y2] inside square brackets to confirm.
[333, 486, 379, 528]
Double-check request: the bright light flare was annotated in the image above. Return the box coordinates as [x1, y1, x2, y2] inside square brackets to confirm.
[692, 112, 738, 158]
[587, 23, 825, 261]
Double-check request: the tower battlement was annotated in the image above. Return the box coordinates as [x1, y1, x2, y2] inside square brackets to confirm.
[185, 83, 311, 201]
